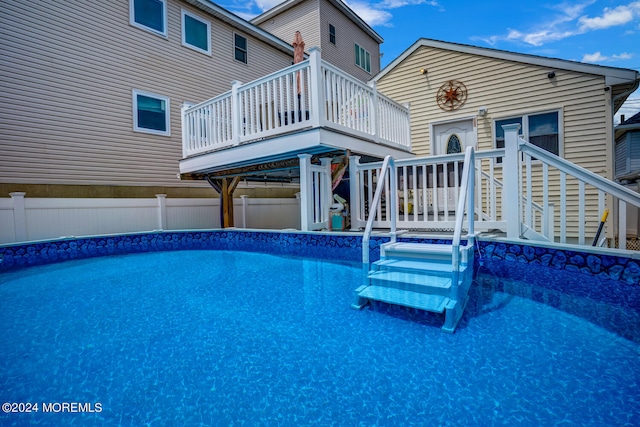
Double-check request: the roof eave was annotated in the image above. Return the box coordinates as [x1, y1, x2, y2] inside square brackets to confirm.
[374, 38, 639, 87]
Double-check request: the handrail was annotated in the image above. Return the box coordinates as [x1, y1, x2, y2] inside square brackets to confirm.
[362, 155, 396, 269]
[520, 139, 640, 206]
[451, 146, 475, 291]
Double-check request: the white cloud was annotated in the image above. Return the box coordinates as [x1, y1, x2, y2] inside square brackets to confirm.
[345, 1, 394, 26]
[578, 4, 637, 30]
[485, 1, 640, 47]
[582, 51, 634, 62]
[255, 0, 285, 11]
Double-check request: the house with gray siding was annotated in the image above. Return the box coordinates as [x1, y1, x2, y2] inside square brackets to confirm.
[251, 0, 383, 81]
[0, 0, 296, 201]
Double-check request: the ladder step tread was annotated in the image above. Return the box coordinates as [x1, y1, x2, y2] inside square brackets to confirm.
[368, 270, 452, 288]
[382, 242, 453, 254]
[358, 285, 451, 313]
[373, 258, 467, 274]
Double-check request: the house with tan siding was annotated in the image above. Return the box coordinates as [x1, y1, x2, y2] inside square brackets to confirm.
[373, 38, 639, 242]
[251, 0, 383, 82]
[0, 0, 296, 201]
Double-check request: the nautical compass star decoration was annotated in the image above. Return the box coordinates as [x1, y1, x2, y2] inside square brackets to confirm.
[436, 80, 467, 111]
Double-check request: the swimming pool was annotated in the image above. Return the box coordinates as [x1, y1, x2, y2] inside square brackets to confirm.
[0, 239, 638, 426]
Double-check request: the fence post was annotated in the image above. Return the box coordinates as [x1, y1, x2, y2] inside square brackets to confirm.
[181, 103, 190, 158]
[231, 80, 242, 146]
[240, 195, 249, 228]
[10, 192, 27, 242]
[503, 124, 521, 239]
[298, 154, 313, 231]
[156, 194, 167, 230]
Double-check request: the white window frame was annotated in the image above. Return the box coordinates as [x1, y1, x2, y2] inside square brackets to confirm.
[181, 9, 211, 55]
[493, 109, 563, 164]
[234, 33, 248, 64]
[132, 89, 171, 136]
[129, 0, 167, 37]
[355, 43, 371, 73]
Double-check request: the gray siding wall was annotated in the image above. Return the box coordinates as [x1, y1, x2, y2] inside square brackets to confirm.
[255, 0, 380, 82]
[0, 0, 293, 188]
[256, 0, 321, 53]
[319, 0, 380, 80]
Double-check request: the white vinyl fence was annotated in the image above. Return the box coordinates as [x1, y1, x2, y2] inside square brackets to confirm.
[0, 193, 300, 245]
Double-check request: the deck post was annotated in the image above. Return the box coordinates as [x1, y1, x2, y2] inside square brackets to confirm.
[349, 155, 361, 230]
[308, 47, 323, 128]
[299, 154, 313, 231]
[231, 80, 241, 146]
[503, 124, 521, 239]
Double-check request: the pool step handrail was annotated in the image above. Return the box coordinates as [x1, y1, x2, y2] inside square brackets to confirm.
[354, 147, 476, 333]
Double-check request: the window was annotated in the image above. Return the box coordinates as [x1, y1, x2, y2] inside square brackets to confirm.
[446, 135, 462, 154]
[234, 34, 247, 64]
[133, 90, 170, 136]
[495, 111, 560, 163]
[130, 0, 167, 36]
[182, 9, 211, 55]
[354, 43, 371, 73]
[329, 24, 336, 45]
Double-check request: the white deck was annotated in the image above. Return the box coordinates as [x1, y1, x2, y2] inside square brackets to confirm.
[179, 48, 413, 177]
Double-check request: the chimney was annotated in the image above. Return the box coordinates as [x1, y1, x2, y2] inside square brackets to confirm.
[621, 114, 626, 123]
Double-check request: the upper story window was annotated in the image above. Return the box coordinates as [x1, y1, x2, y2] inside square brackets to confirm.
[182, 9, 211, 55]
[495, 111, 560, 163]
[329, 24, 336, 45]
[234, 34, 248, 64]
[355, 43, 371, 73]
[130, 0, 167, 37]
[133, 90, 170, 136]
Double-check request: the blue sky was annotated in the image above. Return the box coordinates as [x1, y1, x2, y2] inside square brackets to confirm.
[224, 0, 640, 123]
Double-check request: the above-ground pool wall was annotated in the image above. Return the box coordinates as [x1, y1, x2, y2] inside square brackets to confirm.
[0, 230, 638, 285]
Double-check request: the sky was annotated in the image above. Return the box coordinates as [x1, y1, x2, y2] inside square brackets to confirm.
[223, 0, 640, 124]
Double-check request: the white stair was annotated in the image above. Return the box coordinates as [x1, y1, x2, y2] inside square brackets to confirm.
[353, 241, 474, 333]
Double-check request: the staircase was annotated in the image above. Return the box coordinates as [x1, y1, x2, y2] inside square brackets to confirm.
[352, 147, 476, 333]
[352, 241, 474, 332]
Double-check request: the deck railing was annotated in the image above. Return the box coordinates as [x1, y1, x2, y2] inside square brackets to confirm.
[181, 48, 411, 158]
[351, 124, 640, 250]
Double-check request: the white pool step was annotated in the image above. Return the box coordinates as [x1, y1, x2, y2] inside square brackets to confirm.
[354, 240, 474, 333]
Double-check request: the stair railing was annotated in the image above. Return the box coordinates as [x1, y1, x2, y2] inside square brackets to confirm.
[362, 155, 397, 275]
[451, 146, 475, 295]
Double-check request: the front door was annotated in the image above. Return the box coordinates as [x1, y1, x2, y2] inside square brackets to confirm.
[433, 119, 476, 155]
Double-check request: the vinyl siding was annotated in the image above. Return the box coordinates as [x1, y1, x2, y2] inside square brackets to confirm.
[318, 0, 380, 80]
[377, 45, 613, 238]
[0, 0, 293, 188]
[255, 0, 321, 54]
[254, 0, 380, 82]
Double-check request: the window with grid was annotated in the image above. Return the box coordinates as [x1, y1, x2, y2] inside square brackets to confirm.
[234, 34, 247, 63]
[494, 111, 560, 163]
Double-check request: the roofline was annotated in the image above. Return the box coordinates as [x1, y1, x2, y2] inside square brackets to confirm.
[185, 0, 294, 56]
[374, 38, 640, 86]
[251, 0, 384, 44]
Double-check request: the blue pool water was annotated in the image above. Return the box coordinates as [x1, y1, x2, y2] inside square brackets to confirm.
[0, 250, 638, 426]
